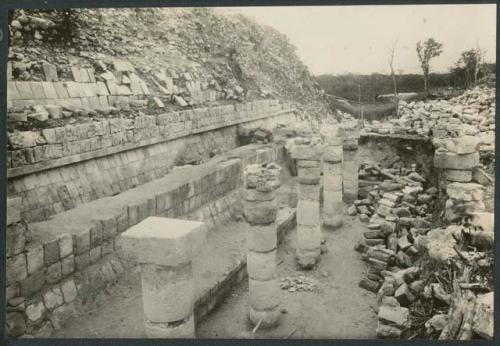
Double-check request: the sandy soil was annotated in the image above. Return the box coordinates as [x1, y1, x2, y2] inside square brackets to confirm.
[53, 215, 378, 339]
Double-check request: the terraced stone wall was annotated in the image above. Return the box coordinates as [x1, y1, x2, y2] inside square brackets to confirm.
[7, 100, 295, 222]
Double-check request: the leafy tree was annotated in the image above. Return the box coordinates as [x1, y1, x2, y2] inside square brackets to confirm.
[453, 46, 486, 89]
[416, 38, 443, 92]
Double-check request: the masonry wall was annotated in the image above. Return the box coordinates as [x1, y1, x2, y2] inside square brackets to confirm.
[6, 145, 281, 337]
[8, 100, 295, 222]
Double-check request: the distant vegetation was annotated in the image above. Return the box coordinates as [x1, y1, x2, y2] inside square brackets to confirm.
[316, 63, 495, 103]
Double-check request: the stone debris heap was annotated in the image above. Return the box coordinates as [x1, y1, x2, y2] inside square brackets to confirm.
[354, 154, 493, 339]
[290, 136, 324, 269]
[350, 161, 437, 227]
[362, 87, 495, 152]
[243, 162, 283, 328]
[320, 122, 344, 228]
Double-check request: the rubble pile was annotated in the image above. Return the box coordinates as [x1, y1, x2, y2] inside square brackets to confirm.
[353, 162, 437, 290]
[362, 87, 495, 152]
[353, 157, 494, 339]
[280, 275, 321, 292]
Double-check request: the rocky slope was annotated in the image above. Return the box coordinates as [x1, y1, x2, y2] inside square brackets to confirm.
[7, 7, 330, 129]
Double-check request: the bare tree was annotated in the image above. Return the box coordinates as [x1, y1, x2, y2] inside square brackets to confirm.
[474, 39, 486, 87]
[416, 38, 443, 92]
[388, 40, 399, 116]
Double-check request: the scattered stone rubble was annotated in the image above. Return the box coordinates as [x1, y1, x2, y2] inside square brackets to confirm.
[362, 87, 495, 152]
[353, 145, 493, 339]
[280, 275, 321, 292]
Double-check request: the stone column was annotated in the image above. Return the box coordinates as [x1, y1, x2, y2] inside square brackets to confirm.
[433, 135, 483, 222]
[243, 162, 282, 328]
[291, 138, 323, 269]
[342, 123, 360, 204]
[119, 217, 206, 338]
[320, 123, 344, 228]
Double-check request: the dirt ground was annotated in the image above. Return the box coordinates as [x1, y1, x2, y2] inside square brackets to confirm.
[53, 215, 377, 339]
[197, 216, 378, 339]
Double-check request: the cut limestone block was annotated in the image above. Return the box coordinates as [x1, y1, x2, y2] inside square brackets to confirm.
[434, 150, 479, 170]
[119, 217, 205, 338]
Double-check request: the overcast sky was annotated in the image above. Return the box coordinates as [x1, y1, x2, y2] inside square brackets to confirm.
[217, 5, 496, 76]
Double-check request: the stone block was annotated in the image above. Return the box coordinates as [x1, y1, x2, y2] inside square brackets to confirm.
[73, 230, 90, 255]
[26, 298, 46, 323]
[291, 144, 323, 160]
[16, 82, 34, 99]
[244, 199, 277, 225]
[322, 146, 343, 163]
[7, 81, 21, 100]
[297, 165, 321, 185]
[434, 151, 479, 170]
[26, 245, 44, 275]
[323, 175, 343, 191]
[20, 270, 45, 297]
[444, 169, 472, 182]
[376, 322, 402, 338]
[120, 217, 204, 267]
[343, 139, 359, 150]
[89, 246, 102, 264]
[297, 224, 321, 251]
[61, 279, 78, 303]
[378, 305, 410, 328]
[247, 250, 277, 281]
[74, 252, 90, 271]
[53, 82, 70, 98]
[297, 200, 319, 226]
[43, 239, 60, 266]
[472, 167, 493, 186]
[102, 240, 114, 256]
[6, 223, 26, 257]
[42, 82, 58, 99]
[7, 197, 22, 226]
[61, 255, 75, 276]
[101, 217, 117, 240]
[249, 278, 280, 310]
[7, 254, 27, 284]
[323, 162, 342, 176]
[298, 184, 320, 201]
[43, 286, 64, 310]
[46, 261, 62, 284]
[247, 224, 277, 253]
[58, 234, 73, 258]
[142, 263, 193, 323]
[88, 223, 102, 248]
[446, 182, 485, 201]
